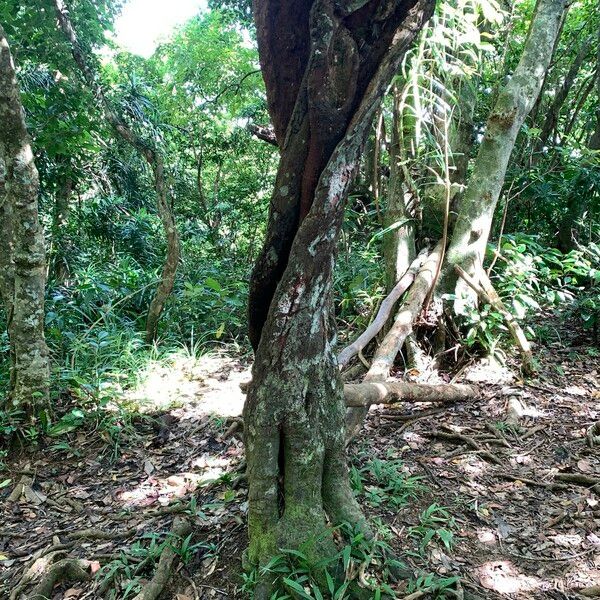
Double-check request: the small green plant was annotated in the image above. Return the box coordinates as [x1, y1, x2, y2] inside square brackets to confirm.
[409, 504, 456, 553]
[352, 458, 425, 509]
[242, 522, 408, 599]
[405, 572, 460, 598]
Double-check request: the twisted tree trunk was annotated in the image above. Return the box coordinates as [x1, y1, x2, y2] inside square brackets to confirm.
[245, 1, 433, 594]
[54, 0, 180, 343]
[0, 25, 50, 415]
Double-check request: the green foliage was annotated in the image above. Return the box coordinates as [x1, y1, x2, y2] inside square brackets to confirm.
[454, 235, 600, 359]
[408, 504, 457, 554]
[351, 457, 425, 510]
[242, 523, 406, 600]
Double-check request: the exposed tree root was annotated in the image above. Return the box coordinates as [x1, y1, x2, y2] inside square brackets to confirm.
[579, 586, 600, 597]
[343, 382, 476, 407]
[553, 472, 600, 491]
[27, 558, 91, 600]
[132, 516, 192, 600]
[587, 422, 600, 448]
[337, 249, 429, 369]
[429, 429, 502, 465]
[454, 265, 535, 376]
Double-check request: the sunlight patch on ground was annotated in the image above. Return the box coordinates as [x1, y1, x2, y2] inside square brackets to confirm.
[123, 351, 249, 418]
[117, 455, 233, 508]
[476, 560, 542, 594]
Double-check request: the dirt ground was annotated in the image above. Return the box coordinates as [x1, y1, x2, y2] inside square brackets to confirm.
[1, 314, 599, 599]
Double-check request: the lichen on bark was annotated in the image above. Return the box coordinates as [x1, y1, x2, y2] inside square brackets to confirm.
[244, 1, 435, 594]
[0, 24, 50, 415]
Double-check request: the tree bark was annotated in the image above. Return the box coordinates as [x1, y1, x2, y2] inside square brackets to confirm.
[0, 155, 15, 390]
[245, 0, 433, 593]
[54, 0, 181, 343]
[440, 0, 569, 299]
[248, 0, 433, 351]
[0, 24, 50, 414]
[367, 241, 443, 382]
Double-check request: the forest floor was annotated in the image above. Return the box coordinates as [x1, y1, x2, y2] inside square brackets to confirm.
[1, 313, 599, 599]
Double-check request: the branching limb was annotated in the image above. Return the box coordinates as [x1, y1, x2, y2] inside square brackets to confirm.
[337, 249, 429, 369]
[454, 265, 535, 375]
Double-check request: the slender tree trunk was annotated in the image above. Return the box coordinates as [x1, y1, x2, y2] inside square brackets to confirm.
[440, 0, 568, 300]
[245, 1, 433, 593]
[54, 0, 181, 343]
[51, 173, 73, 284]
[383, 85, 416, 292]
[589, 26, 600, 150]
[536, 35, 593, 150]
[0, 25, 50, 415]
[0, 155, 16, 390]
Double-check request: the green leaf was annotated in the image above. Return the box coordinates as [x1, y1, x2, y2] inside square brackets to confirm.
[282, 578, 313, 600]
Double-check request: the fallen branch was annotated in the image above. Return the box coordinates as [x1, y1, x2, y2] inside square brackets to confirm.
[247, 123, 278, 147]
[132, 516, 192, 600]
[454, 265, 535, 376]
[337, 249, 428, 369]
[343, 382, 476, 407]
[554, 472, 600, 491]
[579, 586, 600, 598]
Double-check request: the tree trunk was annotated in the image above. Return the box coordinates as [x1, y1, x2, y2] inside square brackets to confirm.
[383, 85, 416, 292]
[0, 155, 16, 390]
[0, 24, 50, 415]
[245, 0, 433, 593]
[440, 0, 568, 300]
[54, 0, 181, 343]
[589, 27, 600, 150]
[536, 35, 593, 150]
[51, 173, 73, 284]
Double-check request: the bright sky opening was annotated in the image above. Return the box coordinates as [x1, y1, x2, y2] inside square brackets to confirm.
[115, 0, 208, 57]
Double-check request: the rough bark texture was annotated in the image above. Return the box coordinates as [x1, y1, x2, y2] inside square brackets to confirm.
[0, 25, 50, 414]
[0, 155, 13, 314]
[248, 0, 434, 350]
[245, 0, 434, 591]
[54, 0, 180, 343]
[0, 155, 16, 390]
[440, 0, 568, 297]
